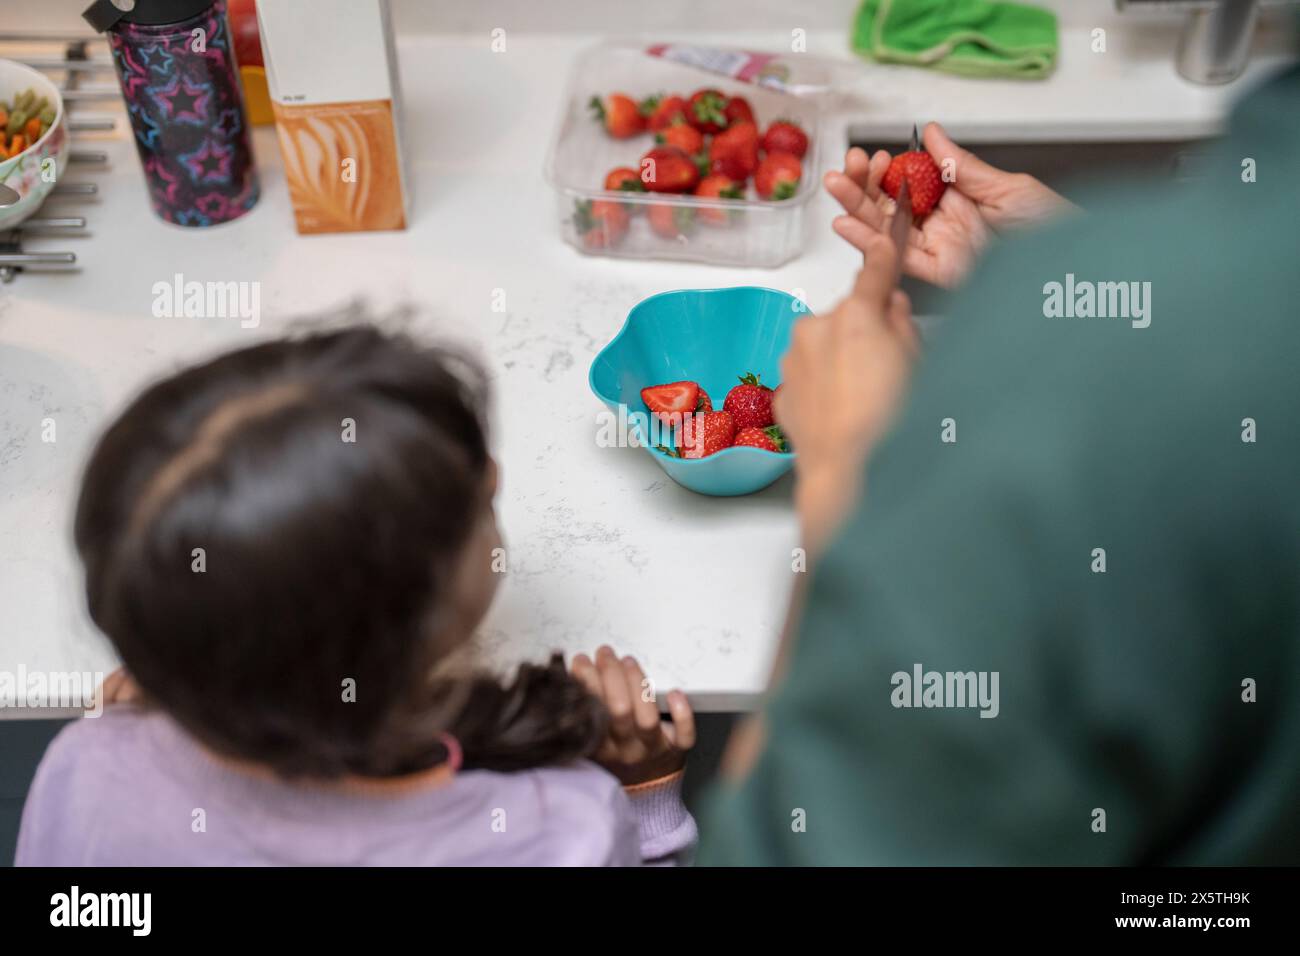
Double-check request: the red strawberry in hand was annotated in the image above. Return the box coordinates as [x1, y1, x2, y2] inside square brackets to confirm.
[754, 152, 801, 200]
[641, 380, 700, 425]
[589, 93, 644, 138]
[733, 425, 787, 452]
[709, 120, 760, 182]
[640, 146, 701, 193]
[723, 372, 774, 430]
[881, 150, 947, 218]
[761, 120, 808, 159]
[675, 410, 736, 459]
[686, 88, 729, 134]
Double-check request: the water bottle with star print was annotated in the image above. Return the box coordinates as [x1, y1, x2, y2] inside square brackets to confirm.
[84, 0, 259, 226]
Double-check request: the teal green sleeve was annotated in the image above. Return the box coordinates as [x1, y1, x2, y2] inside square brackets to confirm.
[699, 66, 1300, 866]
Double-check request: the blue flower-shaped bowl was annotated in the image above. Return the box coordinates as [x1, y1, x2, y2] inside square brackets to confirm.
[589, 286, 806, 496]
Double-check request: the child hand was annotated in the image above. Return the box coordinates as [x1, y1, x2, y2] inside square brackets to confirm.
[571, 646, 695, 786]
[824, 122, 1073, 289]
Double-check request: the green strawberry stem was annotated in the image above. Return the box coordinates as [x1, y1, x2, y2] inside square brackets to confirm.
[772, 180, 798, 201]
[694, 93, 727, 127]
[572, 199, 593, 232]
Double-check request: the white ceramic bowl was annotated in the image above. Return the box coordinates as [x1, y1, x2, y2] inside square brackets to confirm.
[0, 59, 70, 230]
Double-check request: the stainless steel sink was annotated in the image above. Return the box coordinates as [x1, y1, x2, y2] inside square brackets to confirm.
[841, 134, 1221, 315]
[844, 135, 1220, 201]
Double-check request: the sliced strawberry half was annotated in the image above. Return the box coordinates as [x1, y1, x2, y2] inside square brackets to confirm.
[641, 380, 701, 425]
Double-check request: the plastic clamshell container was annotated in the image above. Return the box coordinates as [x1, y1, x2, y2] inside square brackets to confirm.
[589, 286, 805, 497]
[545, 42, 822, 268]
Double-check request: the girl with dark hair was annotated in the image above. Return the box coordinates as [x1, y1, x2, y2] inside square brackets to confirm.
[16, 325, 697, 866]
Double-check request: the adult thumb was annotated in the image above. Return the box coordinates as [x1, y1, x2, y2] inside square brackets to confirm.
[924, 122, 1004, 200]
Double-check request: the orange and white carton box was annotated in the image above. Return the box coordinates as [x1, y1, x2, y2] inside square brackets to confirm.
[256, 0, 410, 233]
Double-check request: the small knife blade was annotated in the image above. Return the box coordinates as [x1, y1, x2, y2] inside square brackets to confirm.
[890, 177, 912, 285]
[885, 122, 921, 285]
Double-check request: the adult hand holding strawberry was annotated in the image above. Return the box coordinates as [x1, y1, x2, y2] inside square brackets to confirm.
[775, 232, 917, 557]
[824, 122, 1074, 288]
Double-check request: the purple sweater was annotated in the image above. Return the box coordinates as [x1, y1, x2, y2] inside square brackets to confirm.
[16, 706, 696, 866]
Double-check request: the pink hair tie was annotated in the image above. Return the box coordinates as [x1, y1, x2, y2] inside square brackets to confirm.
[439, 732, 463, 773]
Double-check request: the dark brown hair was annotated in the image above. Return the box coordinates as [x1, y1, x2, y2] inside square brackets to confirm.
[74, 322, 606, 778]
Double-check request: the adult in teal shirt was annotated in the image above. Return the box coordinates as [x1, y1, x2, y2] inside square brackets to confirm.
[701, 64, 1300, 865]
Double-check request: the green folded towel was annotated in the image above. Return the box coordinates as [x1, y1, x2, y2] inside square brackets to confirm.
[852, 0, 1058, 79]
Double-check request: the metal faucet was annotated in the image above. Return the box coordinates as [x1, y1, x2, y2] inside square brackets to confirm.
[1177, 0, 1261, 83]
[1118, 0, 1282, 85]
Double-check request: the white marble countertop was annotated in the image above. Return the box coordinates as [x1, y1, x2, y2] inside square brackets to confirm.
[1, 17, 1294, 714]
